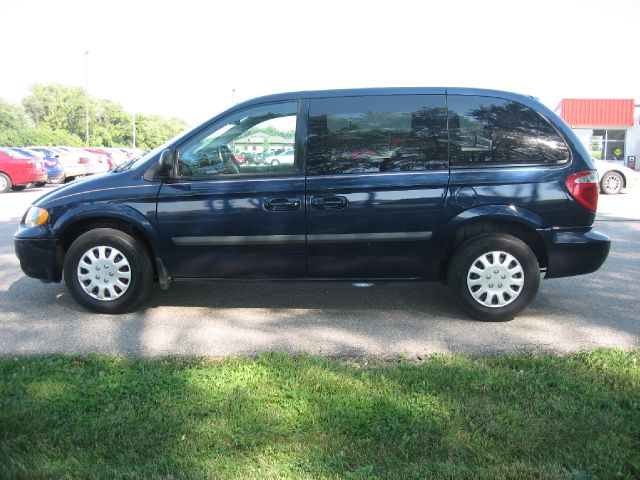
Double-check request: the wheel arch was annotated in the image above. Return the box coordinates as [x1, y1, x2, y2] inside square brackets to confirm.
[602, 169, 627, 188]
[435, 206, 549, 279]
[54, 208, 162, 281]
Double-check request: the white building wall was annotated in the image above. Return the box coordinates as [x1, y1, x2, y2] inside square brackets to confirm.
[627, 107, 640, 170]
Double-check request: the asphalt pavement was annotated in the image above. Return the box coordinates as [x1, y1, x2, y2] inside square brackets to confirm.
[0, 184, 638, 356]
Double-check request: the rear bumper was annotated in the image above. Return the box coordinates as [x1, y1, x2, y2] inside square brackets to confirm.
[12, 170, 48, 185]
[61, 165, 85, 178]
[541, 228, 610, 278]
[14, 236, 62, 283]
[45, 167, 64, 181]
[32, 172, 48, 183]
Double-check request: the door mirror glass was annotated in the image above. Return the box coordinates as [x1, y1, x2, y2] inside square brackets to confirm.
[158, 149, 175, 176]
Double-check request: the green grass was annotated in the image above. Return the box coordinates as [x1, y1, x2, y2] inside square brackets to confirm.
[0, 350, 638, 479]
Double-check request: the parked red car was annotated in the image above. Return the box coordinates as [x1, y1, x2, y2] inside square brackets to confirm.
[0, 147, 48, 193]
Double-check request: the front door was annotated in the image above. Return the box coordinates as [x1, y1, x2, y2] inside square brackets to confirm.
[156, 101, 305, 278]
[305, 94, 450, 278]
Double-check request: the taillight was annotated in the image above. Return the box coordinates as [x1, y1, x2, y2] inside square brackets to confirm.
[26, 160, 43, 170]
[565, 171, 599, 212]
[78, 157, 89, 164]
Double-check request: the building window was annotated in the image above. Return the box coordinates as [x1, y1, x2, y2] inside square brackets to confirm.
[588, 129, 626, 161]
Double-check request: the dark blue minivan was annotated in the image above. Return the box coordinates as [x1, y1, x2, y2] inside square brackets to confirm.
[14, 88, 610, 321]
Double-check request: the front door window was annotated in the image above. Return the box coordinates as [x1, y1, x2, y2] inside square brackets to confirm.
[177, 102, 298, 177]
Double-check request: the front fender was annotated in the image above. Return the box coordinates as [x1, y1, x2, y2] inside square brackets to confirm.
[52, 203, 162, 258]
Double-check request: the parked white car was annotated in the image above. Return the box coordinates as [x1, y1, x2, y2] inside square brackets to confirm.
[29, 146, 87, 181]
[594, 159, 639, 195]
[264, 149, 295, 166]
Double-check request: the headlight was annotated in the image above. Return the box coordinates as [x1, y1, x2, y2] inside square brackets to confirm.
[23, 206, 49, 228]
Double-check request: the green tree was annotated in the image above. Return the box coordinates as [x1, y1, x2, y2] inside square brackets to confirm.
[22, 83, 87, 137]
[91, 99, 132, 147]
[134, 114, 188, 149]
[0, 127, 82, 147]
[0, 97, 83, 147]
[0, 99, 29, 131]
[4, 83, 188, 149]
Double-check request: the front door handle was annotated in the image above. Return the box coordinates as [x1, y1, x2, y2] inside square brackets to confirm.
[310, 195, 348, 210]
[264, 197, 301, 211]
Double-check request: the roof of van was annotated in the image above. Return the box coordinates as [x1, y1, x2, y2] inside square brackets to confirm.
[232, 88, 538, 108]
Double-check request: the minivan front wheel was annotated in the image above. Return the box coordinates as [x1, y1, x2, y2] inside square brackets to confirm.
[63, 228, 153, 314]
[447, 234, 540, 321]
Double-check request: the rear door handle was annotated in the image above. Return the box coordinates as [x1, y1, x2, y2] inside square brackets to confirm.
[310, 195, 348, 210]
[264, 197, 301, 211]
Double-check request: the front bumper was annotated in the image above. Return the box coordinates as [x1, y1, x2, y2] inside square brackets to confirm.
[540, 228, 611, 279]
[14, 236, 63, 283]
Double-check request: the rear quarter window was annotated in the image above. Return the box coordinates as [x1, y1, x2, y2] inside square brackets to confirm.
[448, 95, 570, 167]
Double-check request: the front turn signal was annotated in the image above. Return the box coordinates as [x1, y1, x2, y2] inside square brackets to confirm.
[24, 206, 49, 227]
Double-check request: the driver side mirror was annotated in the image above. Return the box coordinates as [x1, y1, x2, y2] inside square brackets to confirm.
[157, 149, 175, 177]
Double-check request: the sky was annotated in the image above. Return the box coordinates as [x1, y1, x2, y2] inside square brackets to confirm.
[1, 0, 639, 126]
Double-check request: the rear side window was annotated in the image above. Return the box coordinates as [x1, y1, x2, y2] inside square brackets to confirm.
[307, 95, 448, 175]
[448, 95, 569, 166]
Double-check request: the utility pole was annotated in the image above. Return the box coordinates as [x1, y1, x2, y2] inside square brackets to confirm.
[232, 88, 236, 105]
[85, 50, 90, 147]
[132, 111, 136, 148]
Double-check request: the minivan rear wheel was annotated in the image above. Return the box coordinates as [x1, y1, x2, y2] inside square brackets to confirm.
[63, 228, 153, 314]
[447, 233, 540, 321]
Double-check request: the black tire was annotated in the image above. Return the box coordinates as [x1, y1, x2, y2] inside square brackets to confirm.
[447, 233, 540, 322]
[0, 173, 12, 193]
[271, 159, 280, 166]
[11, 185, 27, 191]
[600, 171, 623, 195]
[34, 181, 46, 187]
[63, 228, 153, 314]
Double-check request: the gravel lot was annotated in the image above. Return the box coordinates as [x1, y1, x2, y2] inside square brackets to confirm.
[0, 183, 638, 356]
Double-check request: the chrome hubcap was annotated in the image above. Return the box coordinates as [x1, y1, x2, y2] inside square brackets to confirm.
[77, 246, 131, 301]
[605, 175, 621, 192]
[467, 251, 524, 308]
[0, 177, 7, 191]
